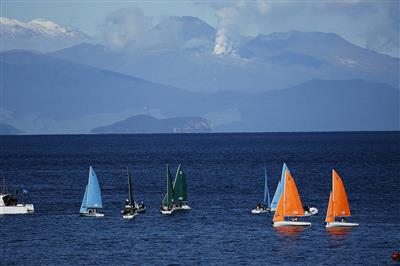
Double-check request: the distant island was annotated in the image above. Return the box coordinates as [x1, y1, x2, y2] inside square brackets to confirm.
[91, 115, 212, 134]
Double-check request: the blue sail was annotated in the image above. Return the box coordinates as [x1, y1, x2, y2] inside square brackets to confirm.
[79, 185, 88, 213]
[270, 163, 288, 210]
[263, 165, 271, 208]
[85, 166, 103, 209]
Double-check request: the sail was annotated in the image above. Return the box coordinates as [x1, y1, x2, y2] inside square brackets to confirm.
[127, 168, 134, 206]
[263, 165, 270, 207]
[325, 191, 334, 222]
[173, 164, 187, 202]
[270, 163, 288, 210]
[332, 170, 351, 217]
[79, 185, 88, 213]
[85, 166, 103, 209]
[162, 165, 175, 206]
[283, 170, 305, 217]
[272, 193, 285, 222]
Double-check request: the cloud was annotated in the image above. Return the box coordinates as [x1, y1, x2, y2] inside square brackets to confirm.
[102, 7, 150, 49]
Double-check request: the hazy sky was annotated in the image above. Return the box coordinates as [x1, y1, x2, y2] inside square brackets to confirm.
[1, 0, 399, 57]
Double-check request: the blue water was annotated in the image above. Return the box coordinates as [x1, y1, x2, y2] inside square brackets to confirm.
[1, 132, 399, 265]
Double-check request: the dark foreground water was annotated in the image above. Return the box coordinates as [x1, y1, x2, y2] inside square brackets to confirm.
[0, 132, 399, 265]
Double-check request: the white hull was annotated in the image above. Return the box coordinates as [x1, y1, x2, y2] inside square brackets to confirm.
[161, 209, 174, 215]
[161, 204, 191, 214]
[0, 204, 34, 215]
[273, 221, 311, 227]
[174, 204, 191, 211]
[325, 221, 359, 228]
[251, 208, 270, 214]
[80, 212, 104, 217]
[122, 212, 138, 219]
[304, 207, 318, 216]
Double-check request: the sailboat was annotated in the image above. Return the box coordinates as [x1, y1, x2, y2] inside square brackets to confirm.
[121, 168, 138, 219]
[272, 168, 311, 227]
[79, 166, 104, 217]
[172, 164, 191, 211]
[325, 170, 359, 228]
[160, 164, 176, 215]
[251, 165, 271, 214]
[270, 163, 287, 211]
[270, 163, 318, 216]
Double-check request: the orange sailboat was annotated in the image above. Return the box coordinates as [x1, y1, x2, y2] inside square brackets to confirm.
[325, 170, 359, 228]
[272, 168, 311, 227]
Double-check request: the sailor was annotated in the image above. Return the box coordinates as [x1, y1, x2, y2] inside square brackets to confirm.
[140, 201, 145, 209]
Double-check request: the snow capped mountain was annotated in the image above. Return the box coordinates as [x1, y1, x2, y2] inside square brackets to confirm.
[0, 17, 88, 39]
[0, 17, 90, 52]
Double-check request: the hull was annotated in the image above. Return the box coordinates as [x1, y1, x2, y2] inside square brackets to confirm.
[161, 203, 190, 214]
[79, 212, 104, 217]
[161, 209, 173, 215]
[251, 208, 271, 214]
[273, 221, 311, 227]
[0, 204, 34, 215]
[122, 212, 138, 219]
[325, 221, 359, 228]
[174, 204, 191, 211]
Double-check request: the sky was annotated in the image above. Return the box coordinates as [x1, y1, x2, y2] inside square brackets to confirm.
[1, 0, 399, 57]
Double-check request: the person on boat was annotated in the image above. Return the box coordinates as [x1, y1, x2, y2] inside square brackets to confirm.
[291, 217, 298, 222]
[303, 204, 310, 212]
[140, 201, 145, 209]
[341, 217, 346, 222]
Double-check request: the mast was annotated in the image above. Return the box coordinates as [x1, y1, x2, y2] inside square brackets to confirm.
[127, 168, 134, 207]
[283, 170, 286, 219]
[332, 169, 335, 221]
[263, 165, 270, 207]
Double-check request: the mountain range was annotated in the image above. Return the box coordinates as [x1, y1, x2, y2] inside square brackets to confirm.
[0, 16, 398, 134]
[0, 17, 90, 52]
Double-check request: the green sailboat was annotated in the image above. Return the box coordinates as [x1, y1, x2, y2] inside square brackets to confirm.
[160, 164, 176, 214]
[172, 164, 191, 210]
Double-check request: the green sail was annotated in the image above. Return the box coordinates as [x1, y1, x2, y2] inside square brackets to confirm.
[162, 164, 175, 206]
[173, 164, 187, 203]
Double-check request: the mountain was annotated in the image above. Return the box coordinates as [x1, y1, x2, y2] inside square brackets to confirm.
[0, 50, 200, 134]
[2, 49, 398, 134]
[233, 79, 399, 132]
[0, 17, 90, 52]
[91, 115, 211, 134]
[0, 122, 23, 135]
[49, 19, 399, 93]
[239, 31, 399, 86]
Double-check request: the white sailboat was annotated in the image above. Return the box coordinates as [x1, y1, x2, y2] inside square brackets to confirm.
[122, 168, 138, 219]
[272, 168, 311, 227]
[325, 170, 359, 228]
[252, 165, 271, 214]
[79, 166, 104, 217]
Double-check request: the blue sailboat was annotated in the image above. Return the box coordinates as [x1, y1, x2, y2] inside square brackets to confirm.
[270, 163, 288, 211]
[252, 165, 271, 214]
[79, 166, 104, 217]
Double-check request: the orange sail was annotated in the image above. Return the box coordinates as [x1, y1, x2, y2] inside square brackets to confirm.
[284, 170, 305, 217]
[325, 191, 334, 222]
[273, 169, 304, 222]
[273, 193, 284, 222]
[332, 169, 351, 217]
